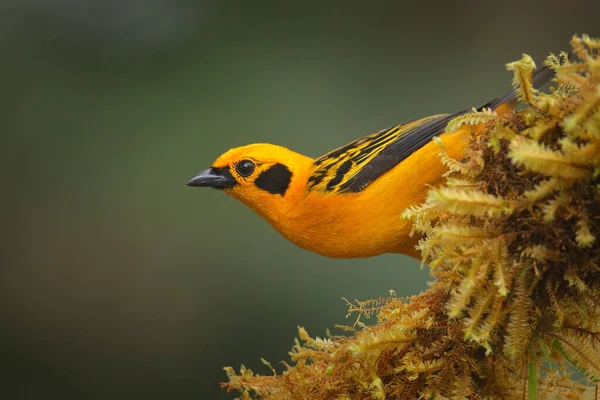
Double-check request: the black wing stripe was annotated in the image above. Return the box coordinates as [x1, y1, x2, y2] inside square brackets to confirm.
[349, 114, 457, 191]
[308, 113, 460, 194]
[325, 159, 353, 191]
[307, 61, 557, 194]
[340, 156, 399, 192]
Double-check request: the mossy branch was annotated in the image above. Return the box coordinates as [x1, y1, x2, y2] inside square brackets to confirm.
[221, 35, 600, 400]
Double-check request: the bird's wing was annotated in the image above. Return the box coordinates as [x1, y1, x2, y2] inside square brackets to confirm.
[307, 113, 460, 193]
[307, 59, 558, 194]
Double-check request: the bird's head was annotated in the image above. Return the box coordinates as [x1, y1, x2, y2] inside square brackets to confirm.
[186, 143, 313, 210]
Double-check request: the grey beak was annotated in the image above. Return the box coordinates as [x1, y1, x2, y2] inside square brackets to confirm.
[185, 168, 236, 189]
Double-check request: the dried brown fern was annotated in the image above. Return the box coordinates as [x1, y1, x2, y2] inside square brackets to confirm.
[222, 35, 600, 399]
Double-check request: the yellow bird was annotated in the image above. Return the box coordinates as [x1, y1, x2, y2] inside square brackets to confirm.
[186, 64, 553, 259]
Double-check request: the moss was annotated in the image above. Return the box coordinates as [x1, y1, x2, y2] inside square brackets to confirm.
[222, 35, 600, 399]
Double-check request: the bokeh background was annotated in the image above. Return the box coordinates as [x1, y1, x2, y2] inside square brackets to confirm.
[1, 1, 598, 398]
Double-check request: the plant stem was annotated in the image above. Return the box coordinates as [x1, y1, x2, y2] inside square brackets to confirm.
[528, 357, 538, 400]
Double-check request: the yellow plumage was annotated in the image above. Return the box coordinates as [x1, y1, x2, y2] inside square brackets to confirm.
[186, 62, 553, 259]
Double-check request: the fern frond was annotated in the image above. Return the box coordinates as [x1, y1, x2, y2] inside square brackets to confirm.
[350, 325, 417, 357]
[504, 272, 533, 358]
[305, 335, 336, 352]
[433, 136, 482, 176]
[488, 125, 517, 154]
[562, 95, 600, 134]
[450, 377, 472, 400]
[343, 297, 393, 325]
[520, 245, 561, 262]
[427, 187, 511, 217]
[401, 203, 435, 220]
[444, 177, 479, 188]
[544, 52, 570, 72]
[580, 33, 600, 49]
[522, 119, 558, 140]
[260, 358, 277, 376]
[463, 285, 495, 340]
[541, 192, 573, 222]
[369, 377, 386, 400]
[492, 237, 510, 297]
[402, 357, 447, 374]
[445, 107, 497, 133]
[576, 217, 596, 247]
[581, 385, 600, 400]
[523, 178, 560, 202]
[447, 257, 491, 318]
[560, 138, 600, 165]
[509, 138, 593, 179]
[432, 225, 491, 245]
[553, 331, 600, 383]
[506, 54, 538, 105]
[564, 268, 589, 292]
[223, 366, 244, 390]
[469, 298, 503, 347]
[547, 281, 565, 327]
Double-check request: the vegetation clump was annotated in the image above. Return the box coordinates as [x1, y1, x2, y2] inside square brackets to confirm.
[222, 35, 600, 399]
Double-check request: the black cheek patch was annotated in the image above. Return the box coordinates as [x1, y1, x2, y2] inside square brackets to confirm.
[254, 163, 293, 195]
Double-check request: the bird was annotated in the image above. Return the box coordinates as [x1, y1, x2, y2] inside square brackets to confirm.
[186, 61, 554, 259]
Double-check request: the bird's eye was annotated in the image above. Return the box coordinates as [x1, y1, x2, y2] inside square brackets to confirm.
[236, 160, 255, 177]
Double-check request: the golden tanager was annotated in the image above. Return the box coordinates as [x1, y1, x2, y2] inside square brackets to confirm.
[186, 61, 553, 259]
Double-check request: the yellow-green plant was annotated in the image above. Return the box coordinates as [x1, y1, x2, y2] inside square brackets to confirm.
[222, 35, 600, 399]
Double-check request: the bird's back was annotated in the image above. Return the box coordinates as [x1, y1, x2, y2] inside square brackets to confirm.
[279, 123, 473, 258]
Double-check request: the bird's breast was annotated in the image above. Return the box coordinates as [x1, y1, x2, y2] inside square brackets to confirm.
[253, 129, 471, 258]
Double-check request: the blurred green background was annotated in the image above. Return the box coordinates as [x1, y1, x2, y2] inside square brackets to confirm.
[1, 1, 598, 398]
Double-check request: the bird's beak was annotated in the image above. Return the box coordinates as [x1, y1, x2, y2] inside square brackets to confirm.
[185, 167, 236, 189]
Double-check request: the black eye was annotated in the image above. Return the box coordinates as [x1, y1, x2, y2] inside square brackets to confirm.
[236, 160, 255, 177]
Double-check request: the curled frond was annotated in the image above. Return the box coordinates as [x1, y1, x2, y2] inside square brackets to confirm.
[506, 54, 538, 105]
[544, 51, 571, 72]
[350, 324, 417, 357]
[296, 326, 337, 352]
[402, 357, 447, 374]
[433, 136, 483, 176]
